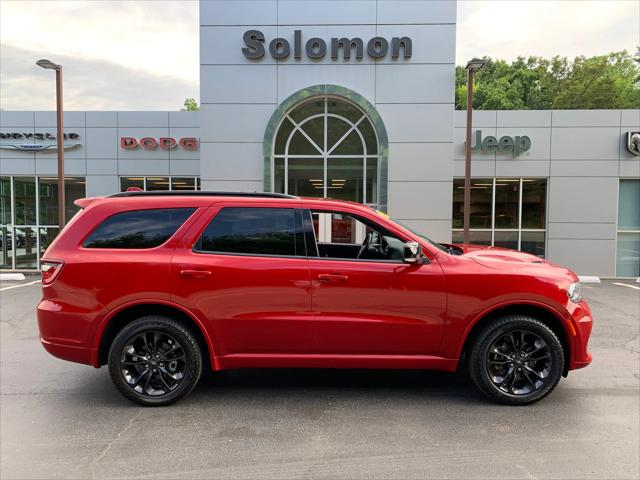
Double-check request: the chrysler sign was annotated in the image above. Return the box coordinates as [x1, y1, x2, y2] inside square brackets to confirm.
[0, 132, 81, 152]
[0, 132, 80, 140]
[0, 143, 81, 152]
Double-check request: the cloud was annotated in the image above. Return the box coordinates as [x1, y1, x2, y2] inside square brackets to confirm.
[456, 0, 639, 63]
[0, 43, 197, 110]
[1, 0, 199, 82]
[0, 0, 637, 110]
[0, 0, 199, 110]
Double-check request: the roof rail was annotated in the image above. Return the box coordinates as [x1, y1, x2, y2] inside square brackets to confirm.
[108, 191, 298, 199]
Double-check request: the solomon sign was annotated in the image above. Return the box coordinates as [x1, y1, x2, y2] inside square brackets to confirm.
[242, 30, 412, 61]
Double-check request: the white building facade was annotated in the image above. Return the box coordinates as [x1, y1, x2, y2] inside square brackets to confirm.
[1, 0, 639, 277]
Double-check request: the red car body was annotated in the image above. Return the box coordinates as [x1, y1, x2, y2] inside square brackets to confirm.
[37, 194, 592, 378]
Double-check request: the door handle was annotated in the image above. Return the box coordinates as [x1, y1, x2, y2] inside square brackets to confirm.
[317, 273, 349, 282]
[180, 269, 212, 279]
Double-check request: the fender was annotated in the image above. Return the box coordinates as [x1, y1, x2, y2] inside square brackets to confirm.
[90, 298, 219, 370]
[454, 298, 576, 363]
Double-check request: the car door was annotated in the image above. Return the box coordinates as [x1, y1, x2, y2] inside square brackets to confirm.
[171, 203, 313, 356]
[304, 208, 447, 355]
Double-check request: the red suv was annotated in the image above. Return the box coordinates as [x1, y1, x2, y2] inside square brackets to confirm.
[37, 192, 593, 406]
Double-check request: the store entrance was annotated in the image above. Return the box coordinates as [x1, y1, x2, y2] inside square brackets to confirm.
[272, 95, 380, 209]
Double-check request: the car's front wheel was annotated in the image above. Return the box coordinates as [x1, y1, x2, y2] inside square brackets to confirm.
[468, 315, 565, 405]
[108, 316, 203, 406]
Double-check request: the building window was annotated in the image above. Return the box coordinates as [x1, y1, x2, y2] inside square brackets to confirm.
[452, 178, 547, 257]
[39, 177, 86, 225]
[617, 179, 640, 277]
[0, 176, 86, 270]
[271, 96, 379, 208]
[119, 176, 200, 192]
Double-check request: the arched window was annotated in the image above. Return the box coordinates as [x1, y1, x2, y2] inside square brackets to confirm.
[272, 95, 379, 207]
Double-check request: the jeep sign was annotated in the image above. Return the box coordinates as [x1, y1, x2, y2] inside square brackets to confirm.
[469, 130, 532, 156]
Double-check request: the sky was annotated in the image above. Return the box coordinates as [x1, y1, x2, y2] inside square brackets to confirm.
[0, 0, 638, 111]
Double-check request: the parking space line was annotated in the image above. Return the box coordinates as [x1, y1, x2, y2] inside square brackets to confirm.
[0, 280, 41, 292]
[612, 282, 640, 291]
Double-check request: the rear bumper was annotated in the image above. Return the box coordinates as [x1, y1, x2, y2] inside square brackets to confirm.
[37, 299, 96, 366]
[40, 337, 95, 366]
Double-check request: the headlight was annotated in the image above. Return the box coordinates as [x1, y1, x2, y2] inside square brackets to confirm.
[567, 282, 582, 303]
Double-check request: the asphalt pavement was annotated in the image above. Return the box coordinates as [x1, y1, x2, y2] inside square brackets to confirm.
[1, 278, 638, 479]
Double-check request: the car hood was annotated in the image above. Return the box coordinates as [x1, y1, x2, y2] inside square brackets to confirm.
[438, 244, 578, 286]
[443, 243, 562, 272]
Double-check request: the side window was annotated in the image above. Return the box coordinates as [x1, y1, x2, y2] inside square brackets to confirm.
[196, 207, 305, 257]
[302, 209, 319, 257]
[306, 209, 404, 261]
[312, 211, 372, 244]
[84, 208, 195, 249]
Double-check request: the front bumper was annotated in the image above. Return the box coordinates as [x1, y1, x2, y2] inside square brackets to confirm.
[569, 300, 593, 370]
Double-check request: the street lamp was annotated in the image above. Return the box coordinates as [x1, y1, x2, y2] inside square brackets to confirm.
[36, 59, 65, 232]
[463, 57, 486, 244]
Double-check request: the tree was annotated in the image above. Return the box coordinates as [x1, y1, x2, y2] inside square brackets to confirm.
[553, 52, 640, 109]
[456, 56, 557, 110]
[180, 98, 199, 111]
[455, 51, 640, 110]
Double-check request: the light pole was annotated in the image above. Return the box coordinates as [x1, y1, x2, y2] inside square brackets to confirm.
[36, 59, 65, 231]
[463, 57, 486, 244]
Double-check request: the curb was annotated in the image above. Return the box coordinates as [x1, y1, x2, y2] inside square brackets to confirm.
[578, 276, 601, 284]
[0, 271, 41, 277]
[0, 273, 26, 281]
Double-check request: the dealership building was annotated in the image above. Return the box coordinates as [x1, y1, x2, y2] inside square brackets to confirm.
[1, 0, 638, 277]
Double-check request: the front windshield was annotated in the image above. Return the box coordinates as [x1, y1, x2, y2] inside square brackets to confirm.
[373, 209, 449, 253]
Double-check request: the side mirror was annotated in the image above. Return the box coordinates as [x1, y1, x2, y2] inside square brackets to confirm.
[403, 242, 423, 263]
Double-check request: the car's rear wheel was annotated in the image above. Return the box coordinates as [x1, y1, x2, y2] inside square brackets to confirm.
[108, 316, 203, 406]
[468, 315, 564, 405]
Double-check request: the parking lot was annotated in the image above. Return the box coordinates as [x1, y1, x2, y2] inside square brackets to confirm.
[1, 278, 638, 479]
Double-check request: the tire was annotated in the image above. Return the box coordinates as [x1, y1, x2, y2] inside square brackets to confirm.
[108, 315, 203, 406]
[468, 315, 564, 405]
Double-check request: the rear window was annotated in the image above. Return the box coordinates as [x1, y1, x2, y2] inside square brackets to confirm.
[84, 208, 195, 249]
[196, 207, 304, 256]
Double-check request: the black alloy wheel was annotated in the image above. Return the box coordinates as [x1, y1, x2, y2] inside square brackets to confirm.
[469, 315, 564, 405]
[486, 329, 552, 396]
[108, 316, 203, 406]
[119, 330, 187, 396]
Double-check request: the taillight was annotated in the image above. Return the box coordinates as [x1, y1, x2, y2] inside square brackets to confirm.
[41, 260, 64, 285]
